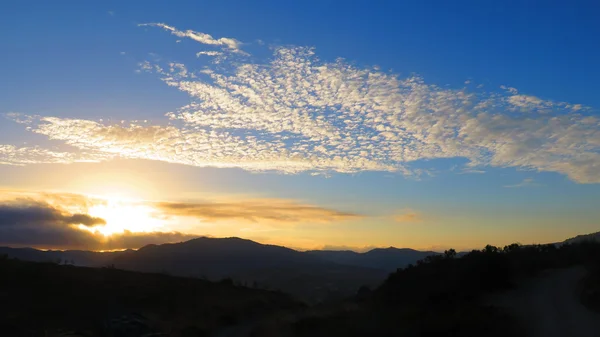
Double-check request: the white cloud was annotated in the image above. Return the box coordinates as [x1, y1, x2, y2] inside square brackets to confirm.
[500, 85, 519, 94]
[0, 144, 98, 166]
[139, 23, 244, 54]
[196, 51, 223, 57]
[3, 24, 600, 183]
[508, 94, 544, 108]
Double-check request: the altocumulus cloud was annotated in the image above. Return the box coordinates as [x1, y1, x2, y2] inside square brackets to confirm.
[2, 24, 600, 183]
[0, 198, 198, 250]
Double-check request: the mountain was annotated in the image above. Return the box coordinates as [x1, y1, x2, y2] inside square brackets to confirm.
[113, 237, 324, 278]
[111, 237, 388, 302]
[306, 247, 439, 272]
[0, 237, 442, 302]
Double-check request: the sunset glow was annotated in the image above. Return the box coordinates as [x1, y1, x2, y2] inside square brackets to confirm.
[2, 3, 599, 336]
[82, 198, 165, 236]
[1, 2, 599, 253]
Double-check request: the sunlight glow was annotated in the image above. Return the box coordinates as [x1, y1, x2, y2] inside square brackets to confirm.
[82, 197, 165, 236]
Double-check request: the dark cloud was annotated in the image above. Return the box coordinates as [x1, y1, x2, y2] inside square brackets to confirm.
[0, 199, 198, 250]
[154, 200, 361, 224]
[0, 199, 105, 227]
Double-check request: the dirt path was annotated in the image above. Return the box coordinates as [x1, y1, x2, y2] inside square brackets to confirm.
[489, 266, 600, 337]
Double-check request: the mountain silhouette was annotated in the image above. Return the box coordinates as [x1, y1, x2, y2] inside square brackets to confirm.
[306, 247, 439, 272]
[111, 237, 389, 302]
[113, 237, 325, 277]
[7, 232, 598, 303]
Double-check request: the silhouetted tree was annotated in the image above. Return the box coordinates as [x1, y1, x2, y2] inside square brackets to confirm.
[503, 243, 521, 253]
[444, 249, 457, 259]
[483, 245, 499, 254]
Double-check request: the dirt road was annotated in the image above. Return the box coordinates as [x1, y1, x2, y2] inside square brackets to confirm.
[489, 266, 600, 337]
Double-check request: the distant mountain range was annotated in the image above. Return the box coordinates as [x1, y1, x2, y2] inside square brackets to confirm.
[0, 237, 437, 302]
[3, 232, 596, 302]
[306, 247, 438, 272]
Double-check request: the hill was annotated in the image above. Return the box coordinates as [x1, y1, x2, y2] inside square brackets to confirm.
[269, 241, 600, 337]
[562, 231, 600, 246]
[111, 237, 388, 302]
[0, 256, 301, 337]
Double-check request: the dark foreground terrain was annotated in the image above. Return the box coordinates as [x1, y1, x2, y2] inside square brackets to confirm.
[2, 238, 600, 337]
[0, 237, 429, 303]
[488, 266, 600, 337]
[255, 241, 600, 337]
[0, 257, 301, 337]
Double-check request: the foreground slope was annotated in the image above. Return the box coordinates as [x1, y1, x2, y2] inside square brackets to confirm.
[267, 242, 600, 337]
[0, 257, 301, 336]
[489, 266, 600, 337]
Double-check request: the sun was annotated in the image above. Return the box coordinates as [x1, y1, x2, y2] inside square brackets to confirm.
[81, 196, 164, 236]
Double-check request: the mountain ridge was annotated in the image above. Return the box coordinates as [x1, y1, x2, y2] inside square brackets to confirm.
[3, 232, 597, 302]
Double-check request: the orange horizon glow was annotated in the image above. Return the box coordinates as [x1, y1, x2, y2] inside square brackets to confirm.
[79, 196, 165, 236]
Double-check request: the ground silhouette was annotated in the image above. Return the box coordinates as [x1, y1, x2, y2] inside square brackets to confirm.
[2, 236, 600, 336]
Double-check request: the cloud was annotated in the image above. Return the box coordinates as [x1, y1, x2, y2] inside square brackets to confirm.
[503, 178, 543, 188]
[502, 87, 588, 113]
[0, 197, 198, 250]
[154, 199, 361, 224]
[0, 199, 105, 227]
[460, 168, 486, 174]
[317, 244, 379, 253]
[139, 23, 243, 53]
[500, 85, 519, 94]
[3, 24, 600, 183]
[393, 210, 422, 223]
[196, 51, 223, 57]
[0, 144, 95, 166]
[0, 191, 358, 249]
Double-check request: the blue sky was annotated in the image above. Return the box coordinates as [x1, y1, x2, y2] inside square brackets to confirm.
[1, 0, 599, 251]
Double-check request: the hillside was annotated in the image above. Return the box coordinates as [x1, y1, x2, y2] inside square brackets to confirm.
[111, 237, 388, 302]
[0, 256, 301, 337]
[267, 241, 600, 337]
[3, 237, 600, 336]
[562, 231, 600, 246]
[6, 234, 600, 305]
[1, 238, 429, 302]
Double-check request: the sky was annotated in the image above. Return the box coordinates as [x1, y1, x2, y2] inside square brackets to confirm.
[1, 0, 599, 252]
